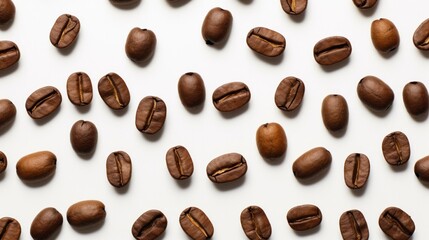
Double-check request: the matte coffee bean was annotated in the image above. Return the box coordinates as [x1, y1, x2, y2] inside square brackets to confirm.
[110, 0, 139, 6]
[125, 27, 157, 62]
[240, 206, 272, 240]
[135, 96, 167, 134]
[49, 14, 80, 48]
[402, 81, 429, 116]
[0, 40, 19, 70]
[212, 82, 250, 112]
[0, 0, 15, 24]
[0, 99, 16, 129]
[30, 207, 63, 240]
[166, 146, 193, 180]
[321, 94, 348, 131]
[382, 131, 410, 166]
[66, 72, 93, 106]
[16, 151, 56, 181]
[201, 7, 233, 45]
[206, 153, 247, 183]
[287, 204, 322, 231]
[179, 207, 214, 240]
[25, 86, 62, 119]
[0, 151, 6, 174]
[352, 0, 377, 9]
[246, 27, 286, 57]
[67, 200, 106, 228]
[292, 147, 332, 179]
[344, 153, 370, 189]
[178, 72, 206, 108]
[70, 120, 98, 155]
[357, 75, 394, 111]
[413, 18, 429, 50]
[280, 0, 307, 15]
[0, 217, 21, 240]
[414, 156, 429, 181]
[339, 209, 369, 240]
[256, 122, 287, 159]
[106, 151, 132, 188]
[371, 18, 400, 53]
[98, 72, 130, 110]
[379, 207, 415, 240]
[132, 209, 167, 240]
[313, 36, 352, 65]
[274, 76, 305, 111]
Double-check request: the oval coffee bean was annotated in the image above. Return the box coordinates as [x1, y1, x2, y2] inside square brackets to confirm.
[357, 75, 394, 112]
[292, 147, 332, 179]
[240, 206, 272, 240]
[30, 207, 63, 240]
[70, 120, 98, 155]
[339, 209, 369, 240]
[49, 14, 80, 48]
[0, 151, 6, 174]
[67, 200, 106, 228]
[125, 27, 157, 63]
[414, 156, 429, 181]
[66, 72, 93, 106]
[352, 0, 377, 9]
[16, 151, 56, 181]
[206, 153, 247, 183]
[98, 72, 130, 110]
[403, 81, 429, 116]
[413, 18, 429, 50]
[256, 122, 287, 159]
[0, 40, 19, 70]
[106, 151, 132, 188]
[212, 81, 250, 112]
[0, 0, 15, 24]
[110, 0, 139, 6]
[321, 94, 348, 131]
[313, 36, 352, 65]
[274, 76, 305, 111]
[0, 217, 21, 239]
[246, 27, 286, 57]
[382, 131, 410, 166]
[178, 72, 206, 108]
[25, 86, 62, 119]
[201, 7, 233, 45]
[166, 146, 193, 180]
[0, 99, 16, 129]
[287, 204, 322, 231]
[371, 18, 400, 53]
[132, 209, 167, 240]
[179, 207, 214, 240]
[344, 153, 370, 189]
[379, 207, 415, 240]
[280, 0, 307, 15]
[135, 96, 167, 134]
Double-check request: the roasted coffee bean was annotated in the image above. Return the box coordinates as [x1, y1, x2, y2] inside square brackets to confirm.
[0, 151, 6, 174]
[0, 0, 15, 24]
[206, 153, 247, 183]
[0, 40, 19, 71]
[30, 207, 63, 240]
[49, 14, 80, 48]
[179, 207, 214, 240]
[240, 206, 272, 240]
[16, 151, 56, 181]
[379, 207, 415, 240]
[106, 151, 132, 188]
[344, 153, 370, 189]
[280, 0, 307, 15]
[110, 0, 139, 6]
[125, 27, 157, 62]
[132, 209, 167, 240]
[201, 7, 233, 45]
[135, 96, 167, 134]
[287, 204, 322, 231]
[382, 131, 410, 166]
[98, 72, 130, 110]
[246, 27, 286, 57]
[256, 122, 287, 159]
[0, 99, 16, 129]
[414, 156, 429, 181]
[0, 217, 21, 239]
[70, 120, 98, 155]
[166, 146, 193, 180]
[274, 76, 305, 111]
[212, 82, 250, 112]
[293, 147, 332, 179]
[67, 200, 106, 228]
[339, 209, 369, 240]
[371, 18, 400, 53]
[321, 94, 349, 131]
[357, 75, 394, 111]
[178, 72, 206, 108]
[66, 72, 93, 106]
[313, 36, 352, 65]
[25, 86, 62, 119]
[413, 18, 429, 50]
[352, 0, 377, 9]
[402, 81, 429, 116]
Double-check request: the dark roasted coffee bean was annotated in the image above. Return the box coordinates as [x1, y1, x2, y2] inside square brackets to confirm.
[0, 151, 6, 174]
[201, 7, 233, 45]
[357, 75, 394, 112]
[98, 72, 130, 110]
[125, 27, 157, 63]
[313, 36, 352, 65]
[352, 0, 377, 9]
[414, 156, 429, 181]
[179, 207, 214, 240]
[402, 81, 429, 116]
[246, 27, 286, 57]
[287, 204, 322, 231]
[382, 131, 410, 166]
[67, 200, 106, 228]
[135, 96, 167, 134]
[106, 151, 132, 188]
[256, 122, 287, 159]
[30, 207, 63, 240]
[66, 72, 93, 106]
[0, 41, 19, 70]
[379, 207, 415, 240]
[178, 72, 206, 108]
[206, 153, 247, 183]
[371, 18, 400, 53]
[413, 18, 429, 50]
[0, 217, 21, 239]
[321, 94, 349, 131]
[0, 99, 16, 129]
[16, 151, 56, 181]
[212, 82, 250, 112]
[110, 0, 139, 6]
[240, 206, 271, 240]
[70, 120, 98, 155]
[293, 147, 331, 179]
[280, 0, 307, 15]
[166, 146, 193, 180]
[0, 0, 15, 24]
[344, 153, 370, 189]
[274, 76, 305, 111]
[132, 209, 167, 240]
[339, 209, 369, 240]
[25, 86, 62, 119]
[49, 14, 80, 48]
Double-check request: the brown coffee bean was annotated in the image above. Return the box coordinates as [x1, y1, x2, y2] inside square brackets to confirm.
[16, 151, 56, 181]
[132, 209, 167, 240]
[382, 131, 410, 166]
[352, 0, 377, 9]
[212, 81, 250, 112]
[179, 207, 214, 240]
[106, 151, 132, 188]
[313, 36, 352, 65]
[135, 96, 167, 134]
[66, 72, 93, 106]
[344, 153, 370, 189]
[274, 76, 305, 111]
[125, 27, 157, 63]
[414, 156, 429, 181]
[371, 18, 400, 53]
[0, 217, 21, 240]
[339, 209, 369, 240]
[402, 81, 429, 116]
[287, 204, 322, 231]
[357, 75, 394, 112]
[0, 99, 16, 129]
[98, 72, 130, 110]
[201, 7, 233, 45]
[206, 153, 247, 183]
[178, 72, 206, 108]
[110, 0, 139, 6]
[246, 27, 286, 57]
[0, 40, 19, 71]
[413, 18, 429, 50]
[166, 146, 193, 180]
[67, 200, 106, 228]
[0, 0, 15, 24]
[280, 0, 307, 15]
[292, 147, 332, 179]
[70, 120, 98, 155]
[240, 206, 272, 240]
[25, 86, 62, 119]
[256, 122, 287, 159]
[49, 14, 80, 48]
[379, 207, 415, 240]
[321, 94, 348, 132]
[30, 207, 63, 240]
[0, 151, 6, 174]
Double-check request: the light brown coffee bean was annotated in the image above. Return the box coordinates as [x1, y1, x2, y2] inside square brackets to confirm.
[179, 207, 214, 240]
[353, 0, 377, 9]
[16, 151, 56, 181]
[256, 122, 287, 159]
[212, 82, 250, 112]
[30, 207, 63, 240]
[178, 72, 206, 108]
[274, 76, 305, 111]
[0, 0, 15, 24]
[206, 153, 247, 183]
[0, 217, 21, 240]
[0, 99, 16, 129]
[66, 72, 93, 106]
[106, 151, 132, 188]
[132, 209, 167, 240]
[25, 86, 62, 119]
[402, 81, 429, 116]
[280, 0, 307, 15]
[344, 153, 370, 189]
[135, 96, 167, 134]
[246, 27, 286, 57]
[414, 156, 429, 182]
[339, 209, 369, 240]
[98, 72, 130, 110]
[70, 120, 98, 155]
[292, 147, 332, 179]
[321, 94, 348, 132]
[125, 27, 157, 63]
[0, 40, 19, 70]
[0, 151, 6, 174]
[382, 131, 410, 166]
[166, 146, 193, 180]
[379, 207, 415, 240]
[371, 18, 400, 53]
[67, 200, 106, 228]
[413, 18, 429, 50]
[240, 206, 272, 240]
[357, 75, 394, 112]
[49, 14, 80, 48]
[287, 204, 322, 231]
[201, 7, 233, 45]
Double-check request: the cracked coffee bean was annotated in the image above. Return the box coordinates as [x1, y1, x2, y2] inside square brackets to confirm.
[206, 153, 247, 183]
[379, 207, 415, 240]
[313, 36, 351, 65]
[382, 131, 410, 166]
[66, 72, 93, 106]
[339, 209, 369, 240]
[0, 217, 21, 239]
[135, 96, 167, 134]
[413, 18, 429, 50]
[0, 40, 19, 70]
[98, 72, 130, 110]
[280, 0, 307, 15]
[274, 76, 305, 112]
[344, 153, 370, 189]
[132, 209, 167, 240]
[240, 206, 272, 240]
[212, 81, 250, 112]
[106, 151, 132, 188]
[166, 146, 193, 180]
[246, 27, 286, 57]
[287, 204, 322, 231]
[179, 207, 214, 240]
[25, 86, 62, 119]
[49, 14, 80, 48]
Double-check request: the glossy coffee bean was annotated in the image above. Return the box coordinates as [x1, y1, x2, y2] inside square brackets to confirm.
[179, 207, 214, 240]
[287, 204, 322, 231]
[30, 207, 63, 240]
[0, 217, 21, 239]
[106, 151, 132, 188]
[339, 209, 369, 240]
[0, 99, 16, 129]
[256, 122, 287, 159]
[382, 131, 410, 166]
[212, 82, 250, 112]
[313, 36, 351, 65]
[371, 18, 400, 53]
[70, 120, 98, 155]
[201, 7, 233, 45]
[49, 14, 80, 48]
[178, 72, 205, 108]
[125, 27, 156, 63]
[25, 86, 62, 119]
[413, 18, 429, 50]
[206, 153, 247, 183]
[274, 76, 305, 111]
[379, 207, 415, 240]
[0, 151, 6, 174]
[344, 153, 370, 189]
[66, 72, 93, 106]
[166, 146, 193, 180]
[135, 96, 167, 134]
[240, 206, 272, 240]
[321, 94, 348, 132]
[0, 0, 15, 24]
[67, 200, 106, 228]
[246, 27, 286, 57]
[352, 0, 377, 9]
[280, 0, 307, 15]
[0, 40, 19, 70]
[98, 72, 130, 110]
[414, 156, 429, 182]
[403, 81, 429, 116]
[357, 75, 394, 111]
[16, 151, 56, 181]
[292, 147, 331, 179]
[132, 209, 167, 240]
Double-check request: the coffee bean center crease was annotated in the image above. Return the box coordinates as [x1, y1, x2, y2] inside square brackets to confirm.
[28, 90, 58, 113]
[347, 211, 362, 239]
[173, 148, 185, 176]
[384, 212, 413, 236]
[0, 46, 17, 59]
[114, 153, 124, 186]
[186, 212, 209, 237]
[0, 219, 14, 238]
[211, 162, 245, 178]
[214, 89, 249, 104]
[143, 98, 158, 131]
[352, 154, 361, 187]
[315, 43, 350, 56]
[136, 215, 163, 237]
[106, 75, 124, 107]
[249, 34, 284, 48]
[55, 16, 78, 46]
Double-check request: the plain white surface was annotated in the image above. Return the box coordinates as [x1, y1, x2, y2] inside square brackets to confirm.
[2, 0, 429, 239]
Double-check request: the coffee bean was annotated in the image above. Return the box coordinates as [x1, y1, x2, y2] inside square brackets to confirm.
[274, 76, 305, 111]
[206, 153, 247, 183]
[0, 151, 6, 174]
[67, 200, 106, 228]
[379, 207, 415, 240]
[110, 0, 139, 6]
[201, 7, 233, 45]
[178, 72, 206, 108]
[371, 18, 400, 53]
[66, 72, 93, 106]
[0, 99, 16, 129]
[0, 217, 21, 239]
[280, 0, 307, 15]
[321, 94, 348, 132]
[106, 151, 132, 188]
[30, 207, 63, 240]
[382, 131, 410, 166]
[287, 204, 322, 231]
[344, 153, 370, 189]
[313, 36, 352, 65]
[166, 146, 193, 180]
[98, 72, 130, 110]
[212, 81, 250, 112]
[132, 209, 167, 240]
[240, 206, 272, 240]
[357, 75, 394, 112]
[292, 147, 331, 179]
[352, 0, 377, 9]
[49, 14, 80, 48]
[179, 207, 214, 240]
[339, 209, 369, 240]
[16, 151, 56, 181]
[414, 156, 429, 181]
[25, 86, 62, 119]
[135, 96, 167, 134]
[0, 40, 20, 70]
[0, 0, 15, 24]
[402, 81, 429, 116]
[70, 120, 98, 155]
[413, 18, 429, 50]
[246, 27, 286, 57]
[256, 122, 287, 159]
[125, 27, 157, 63]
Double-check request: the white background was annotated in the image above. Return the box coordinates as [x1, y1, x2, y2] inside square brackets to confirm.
[1, 0, 429, 239]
